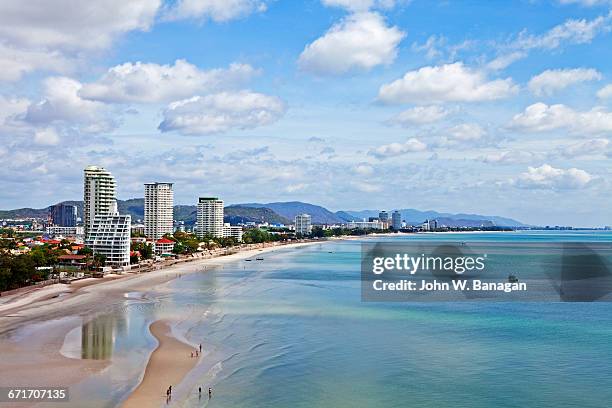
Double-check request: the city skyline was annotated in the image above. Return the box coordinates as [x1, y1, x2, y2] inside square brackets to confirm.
[0, 1, 611, 226]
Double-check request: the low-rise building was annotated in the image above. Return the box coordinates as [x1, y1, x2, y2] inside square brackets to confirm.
[86, 213, 131, 267]
[223, 223, 243, 242]
[346, 221, 385, 230]
[155, 237, 175, 255]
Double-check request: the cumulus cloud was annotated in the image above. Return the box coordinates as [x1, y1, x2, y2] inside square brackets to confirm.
[378, 62, 518, 104]
[510, 102, 612, 134]
[159, 91, 286, 135]
[597, 84, 612, 99]
[514, 164, 593, 190]
[0, 96, 30, 131]
[298, 12, 405, 75]
[528, 68, 601, 96]
[0, 0, 160, 50]
[353, 163, 374, 176]
[391, 106, 449, 125]
[164, 0, 268, 22]
[80, 60, 257, 103]
[351, 180, 383, 193]
[0, 43, 74, 81]
[369, 138, 427, 159]
[24, 76, 116, 133]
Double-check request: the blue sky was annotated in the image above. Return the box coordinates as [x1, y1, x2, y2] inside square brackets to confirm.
[0, 0, 611, 227]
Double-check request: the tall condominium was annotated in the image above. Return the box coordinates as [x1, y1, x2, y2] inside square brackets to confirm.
[294, 213, 312, 235]
[50, 203, 77, 227]
[83, 166, 116, 237]
[391, 210, 402, 230]
[196, 197, 224, 238]
[85, 203, 131, 267]
[144, 182, 174, 239]
[378, 211, 389, 222]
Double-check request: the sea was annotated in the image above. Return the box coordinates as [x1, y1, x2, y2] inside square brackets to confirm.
[58, 231, 612, 407]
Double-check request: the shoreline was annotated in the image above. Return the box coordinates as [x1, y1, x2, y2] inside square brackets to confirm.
[120, 320, 200, 408]
[0, 239, 329, 405]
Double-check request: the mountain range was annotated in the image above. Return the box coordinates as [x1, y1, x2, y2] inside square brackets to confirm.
[0, 200, 527, 227]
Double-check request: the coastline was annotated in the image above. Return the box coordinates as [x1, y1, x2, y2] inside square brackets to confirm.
[0, 239, 328, 405]
[120, 320, 199, 408]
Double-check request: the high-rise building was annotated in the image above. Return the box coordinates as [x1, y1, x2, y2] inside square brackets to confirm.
[196, 197, 224, 238]
[50, 203, 77, 227]
[83, 166, 116, 237]
[144, 182, 174, 240]
[378, 211, 389, 222]
[391, 210, 402, 230]
[85, 205, 131, 267]
[294, 214, 312, 235]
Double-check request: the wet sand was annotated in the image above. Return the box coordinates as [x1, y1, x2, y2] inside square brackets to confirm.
[121, 320, 199, 408]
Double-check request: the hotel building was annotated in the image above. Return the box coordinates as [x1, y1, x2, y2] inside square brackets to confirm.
[83, 166, 116, 237]
[223, 223, 243, 242]
[144, 182, 174, 240]
[196, 197, 224, 238]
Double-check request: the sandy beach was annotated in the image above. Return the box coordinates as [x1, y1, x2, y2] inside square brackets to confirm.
[0, 240, 325, 406]
[121, 320, 199, 408]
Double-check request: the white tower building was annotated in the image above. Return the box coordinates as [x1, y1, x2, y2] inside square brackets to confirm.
[83, 166, 116, 237]
[196, 197, 224, 238]
[144, 182, 174, 240]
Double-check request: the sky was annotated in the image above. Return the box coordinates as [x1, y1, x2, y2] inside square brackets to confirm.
[0, 0, 611, 227]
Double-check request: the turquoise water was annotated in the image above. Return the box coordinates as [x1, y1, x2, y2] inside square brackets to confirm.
[66, 231, 612, 407]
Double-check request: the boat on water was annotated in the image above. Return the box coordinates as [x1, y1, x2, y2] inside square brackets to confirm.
[508, 274, 519, 283]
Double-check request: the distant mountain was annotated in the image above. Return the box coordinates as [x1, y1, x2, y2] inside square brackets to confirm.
[1, 199, 528, 228]
[234, 201, 343, 224]
[0, 200, 289, 226]
[345, 209, 527, 227]
[335, 211, 361, 222]
[224, 206, 290, 225]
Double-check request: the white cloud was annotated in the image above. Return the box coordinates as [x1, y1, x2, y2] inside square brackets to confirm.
[298, 12, 405, 75]
[378, 62, 518, 104]
[481, 150, 541, 164]
[514, 164, 593, 190]
[510, 102, 612, 134]
[597, 84, 612, 99]
[24, 76, 116, 133]
[0, 43, 73, 81]
[351, 180, 383, 193]
[369, 138, 427, 159]
[159, 91, 286, 135]
[0, 96, 30, 131]
[528, 68, 601, 96]
[486, 52, 527, 71]
[0, 0, 160, 50]
[34, 128, 60, 146]
[391, 106, 449, 125]
[411, 35, 475, 62]
[322, 0, 401, 11]
[446, 123, 486, 141]
[511, 13, 612, 51]
[80, 60, 257, 103]
[558, 0, 612, 6]
[353, 163, 374, 175]
[164, 0, 268, 22]
[557, 138, 610, 157]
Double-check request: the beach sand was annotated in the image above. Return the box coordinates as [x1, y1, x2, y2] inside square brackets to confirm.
[121, 320, 199, 408]
[0, 240, 324, 406]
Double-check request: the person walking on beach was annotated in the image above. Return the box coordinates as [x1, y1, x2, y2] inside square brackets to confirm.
[191, 351, 194, 358]
[199, 343, 202, 352]
[208, 387, 212, 398]
[198, 387, 202, 399]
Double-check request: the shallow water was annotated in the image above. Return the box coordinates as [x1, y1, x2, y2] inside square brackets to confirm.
[49, 231, 612, 407]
